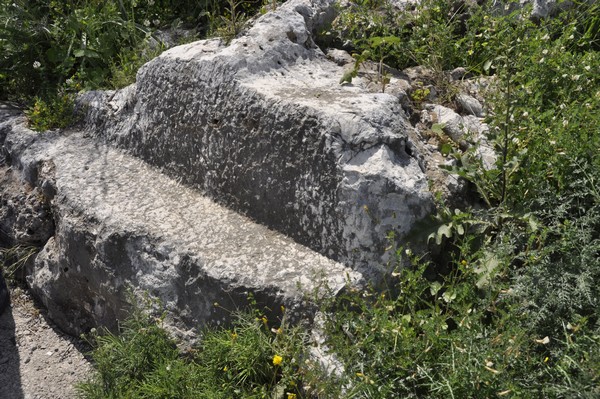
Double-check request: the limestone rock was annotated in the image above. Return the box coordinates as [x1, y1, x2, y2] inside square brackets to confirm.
[0, 107, 55, 249]
[456, 93, 484, 117]
[1, 119, 361, 340]
[449, 67, 469, 82]
[0, 0, 468, 340]
[326, 48, 354, 66]
[0, 169, 55, 248]
[426, 104, 466, 143]
[80, 0, 438, 276]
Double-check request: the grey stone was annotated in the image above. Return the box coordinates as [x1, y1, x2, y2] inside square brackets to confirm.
[79, 0, 437, 276]
[2, 122, 362, 340]
[449, 67, 468, 82]
[426, 104, 466, 143]
[456, 93, 484, 117]
[0, 167, 55, 248]
[0, 0, 469, 342]
[326, 48, 354, 66]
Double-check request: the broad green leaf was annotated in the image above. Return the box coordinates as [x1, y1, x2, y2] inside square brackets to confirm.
[474, 252, 500, 289]
[432, 123, 446, 135]
[442, 290, 457, 303]
[440, 143, 453, 156]
[483, 59, 493, 72]
[430, 282, 442, 296]
[436, 224, 453, 245]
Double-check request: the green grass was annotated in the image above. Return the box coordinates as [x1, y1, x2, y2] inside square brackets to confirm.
[77, 300, 318, 399]
[0, 0, 274, 130]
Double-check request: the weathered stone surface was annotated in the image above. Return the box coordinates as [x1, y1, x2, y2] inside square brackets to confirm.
[0, 168, 55, 248]
[426, 104, 466, 143]
[0, 107, 55, 248]
[456, 93, 484, 117]
[80, 0, 436, 276]
[1, 119, 361, 340]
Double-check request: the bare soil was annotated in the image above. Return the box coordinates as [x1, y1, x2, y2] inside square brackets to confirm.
[0, 285, 92, 399]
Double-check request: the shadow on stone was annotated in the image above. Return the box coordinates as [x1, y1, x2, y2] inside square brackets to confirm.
[0, 282, 24, 399]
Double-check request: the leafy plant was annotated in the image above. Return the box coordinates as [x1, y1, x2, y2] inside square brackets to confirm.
[26, 91, 76, 131]
[78, 298, 315, 399]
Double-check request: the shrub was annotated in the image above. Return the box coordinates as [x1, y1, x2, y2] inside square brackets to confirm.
[78, 301, 313, 399]
[26, 92, 76, 131]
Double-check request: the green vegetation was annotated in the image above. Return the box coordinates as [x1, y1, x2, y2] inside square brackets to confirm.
[77, 299, 317, 399]
[0, 244, 37, 284]
[0, 0, 274, 130]
[1, 0, 598, 397]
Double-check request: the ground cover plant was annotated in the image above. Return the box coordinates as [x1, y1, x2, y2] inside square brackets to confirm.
[77, 298, 319, 399]
[0, 0, 272, 130]
[1, 0, 598, 397]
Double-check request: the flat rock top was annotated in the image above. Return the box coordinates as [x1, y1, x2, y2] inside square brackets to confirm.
[27, 131, 360, 296]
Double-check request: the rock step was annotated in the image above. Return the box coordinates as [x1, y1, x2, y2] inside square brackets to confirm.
[81, 0, 435, 277]
[3, 123, 361, 340]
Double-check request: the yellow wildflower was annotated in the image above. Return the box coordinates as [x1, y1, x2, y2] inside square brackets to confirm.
[287, 394, 297, 399]
[273, 354, 283, 366]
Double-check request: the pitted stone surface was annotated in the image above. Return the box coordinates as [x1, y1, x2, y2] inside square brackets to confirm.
[80, 0, 436, 276]
[2, 123, 360, 340]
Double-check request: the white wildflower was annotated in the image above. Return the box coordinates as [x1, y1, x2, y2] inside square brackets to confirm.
[571, 75, 581, 81]
[33, 61, 41, 69]
[542, 49, 548, 55]
[563, 119, 569, 127]
[584, 65, 591, 71]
